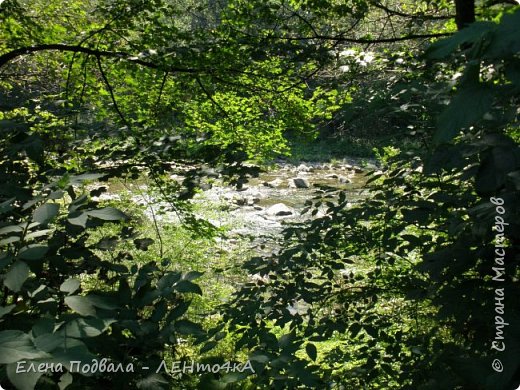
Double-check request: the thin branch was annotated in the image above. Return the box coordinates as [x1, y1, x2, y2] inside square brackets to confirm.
[291, 12, 320, 38]
[0, 44, 198, 73]
[78, 54, 90, 105]
[65, 52, 78, 101]
[195, 76, 233, 121]
[369, 1, 455, 20]
[268, 32, 453, 43]
[96, 55, 128, 128]
[155, 71, 169, 112]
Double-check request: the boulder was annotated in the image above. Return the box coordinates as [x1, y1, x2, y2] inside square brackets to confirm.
[297, 163, 310, 172]
[338, 176, 351, 184]
[266, 203, 294, 217]
[290, 177, 310, 188]
[233, 196, 248, 206]
[263, 179, 282, 188]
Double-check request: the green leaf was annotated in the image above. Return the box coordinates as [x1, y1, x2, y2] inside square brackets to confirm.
[174, 280, 202, 294]
[0, 330, 48, 364]
[24, 229, 52, 240]
[350, 323, 362, 337]
[0, 224, 24, 235]
[176, 319, 205, 336]
[67, 212, 88, 227]
[86, 207, 128, 221]
[184, 270, 204, 281]
[64, 295, 96, 316]
[157, 272, 182, 290]
[401, 208, 431, 225]
[47, 338, 97, 366]
[134, 238, 154, 251]
[18, 245, 48, 260]
[485, 9, 520, 59]
[32, 318, 55, 337]
[221, 371, 251, 384]
[136, 373, 169, 389]
[86, 294, 118, 310]
[58, 372, 73, 390]
[34, 332, 64, 352]
[0, 304, 15, 318]
[4, 260, 30, 292]
[96, 236, 118, 250]
[7, 362, 44, 390]
[0, 119, 29, 132]
[60, 278, 81, 294]
[476, 146, 519, 193]
[0, 236, 20, 245]
[22, 135, 44, 163]
[0, 198, 15, 215]
[426, 22, 495, 59]
[69, 173, 105, 185]
[200, 340, 218, 353]
[435, 81, 493, 143]
[306, 343, 317, 361]
[249, 352, 270, 364]
[64, 318, 115, 338]
[33, 203, 60, 225]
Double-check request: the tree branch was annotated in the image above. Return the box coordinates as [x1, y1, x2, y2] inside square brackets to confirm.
[272, 32, 453, 43]
[0, 44, 198, 73]
[369, 1, 455, 20]
[96, 55, 128, 127]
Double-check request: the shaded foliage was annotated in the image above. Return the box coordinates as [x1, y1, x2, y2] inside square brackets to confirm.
[0, 0, 519, 389]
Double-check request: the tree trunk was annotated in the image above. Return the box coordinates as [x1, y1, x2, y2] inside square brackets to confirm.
[454, 0, 476, 30]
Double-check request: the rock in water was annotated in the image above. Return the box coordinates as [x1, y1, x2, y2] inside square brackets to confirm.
[291, 177, 310, 188]
[325, 173, 339, 179]
[263, 179, 282, 188]
[297, 163, 310, 172]
[266, 203, 294, 216]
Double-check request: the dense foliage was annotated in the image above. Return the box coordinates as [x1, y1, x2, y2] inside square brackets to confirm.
[1, 0, 519, 389]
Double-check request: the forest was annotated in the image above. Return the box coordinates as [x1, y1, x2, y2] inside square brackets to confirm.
[0, 0, 519, 389]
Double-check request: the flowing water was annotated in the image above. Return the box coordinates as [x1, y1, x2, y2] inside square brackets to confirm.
[191, 161, 372, 254]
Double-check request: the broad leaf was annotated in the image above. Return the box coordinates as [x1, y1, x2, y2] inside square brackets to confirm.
[86, 207, 128, 221]
[58, 372, 73, 390]
[18, 245, 48, 260]
[435, 81, 492, 143]
[0, 330, 48, 364]
[69, 173, 105, 185]
[174, 280, 202, 294]
[134, 237, 154, 251]
[33, 203, 60, 225]
[184, 271, 204, 281]
[64, 295, 96, 316]
[67, 212, 88, 227]
[64, 318, 115, 338]
[0, 304, 15, 318]
[0, 224, 24, 235]
[34, 333, 65, 353]
[4, 260, 30, 292]
[60, 278, 81, 294]
[7, 362, 44, 390]
[426, 22, 495, 59]
[306, 343, 317, 361]
[136, 373, 169, 389]
[175, 319, 205, 336]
